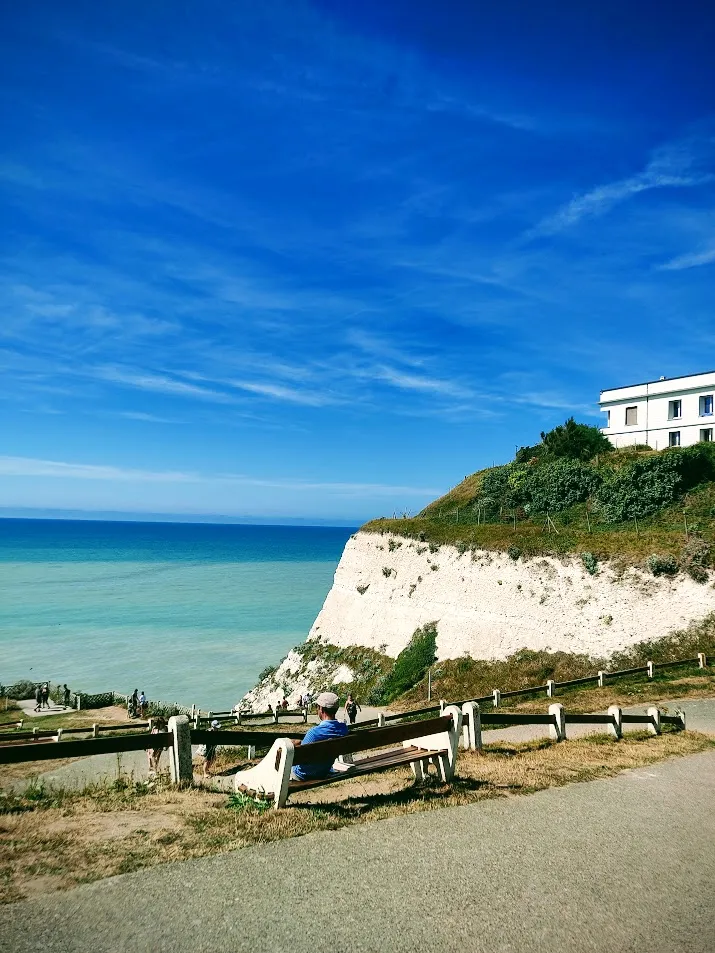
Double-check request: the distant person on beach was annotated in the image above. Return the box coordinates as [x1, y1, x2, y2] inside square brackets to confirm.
[139, 691, 147, 718]
[291, 692, 349, 782]
[147, 716, 168, 775]
[345, 694, 361, 725]
[200, 720, 220, 778]
[63, 684, 71, 707]
[34, 685, 42, 712]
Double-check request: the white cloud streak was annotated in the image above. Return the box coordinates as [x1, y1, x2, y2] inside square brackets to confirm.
[529, 136, 715, 237]
[659, 244, 715, 271]
[0, 456, 438, 496]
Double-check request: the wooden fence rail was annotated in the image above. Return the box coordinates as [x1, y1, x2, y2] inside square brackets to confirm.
[0, 731, 173, 765]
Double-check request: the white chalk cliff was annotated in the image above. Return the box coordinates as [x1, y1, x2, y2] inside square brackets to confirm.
[308, 531, 715, 660]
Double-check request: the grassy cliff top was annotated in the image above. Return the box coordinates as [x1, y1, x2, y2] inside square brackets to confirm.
[363, 436, 715, 568]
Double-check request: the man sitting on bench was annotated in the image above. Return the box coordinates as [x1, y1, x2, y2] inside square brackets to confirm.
[291, 691, 349, 781]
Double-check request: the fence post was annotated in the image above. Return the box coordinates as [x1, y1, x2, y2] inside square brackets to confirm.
[647, 707, 661, 736]
[548, 703, 566, 742]
[597, 671, 605, 688]
[675, 708, 686, 731]
[33, 727, 38, 739]
[93, 723, 98, 738]
[247, 745, 256, 759]
[461, 702, 482, 752]
[607, 705, 623, 740]
[492, 689, 501, 708]
[439, 699, 447, 714]
[55, 728, 63, 742]
[647, 661, 654, 679]
[191, 704, 196, 720]
[76, 694, 82, 711]
[168, 715, 192, 785]
[273, 708, 279, 724]
[302, 707, 307, 724]
[546, 680, 555, 698]
[377, 713, 386, 727]
[698, 653, 707, 669]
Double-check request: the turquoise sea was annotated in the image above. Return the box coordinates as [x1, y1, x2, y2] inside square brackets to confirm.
[0, 519, 354, 710]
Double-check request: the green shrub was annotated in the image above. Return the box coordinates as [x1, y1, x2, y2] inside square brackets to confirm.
[380, 623, 438, 703]
[258, 664, 277, 682]
[382, 566, 393, 578]
[507, 546, 521, 561]
[524, 459, 600, 513]
[540, 417, 613, 461]
[647, 554, 679, 577]
[581, 552, 598, 575]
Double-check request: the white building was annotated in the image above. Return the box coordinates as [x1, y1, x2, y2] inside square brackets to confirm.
[600, 371, 715, 450]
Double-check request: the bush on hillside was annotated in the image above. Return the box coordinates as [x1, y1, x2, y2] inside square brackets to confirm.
[1, 679, 37, 700]
[379, 623, 438, 703]
[595, 445, 715, 523]
[647, 554, 679, 576]
[524, 459, 601, 513]
[540, 417, 613, 462]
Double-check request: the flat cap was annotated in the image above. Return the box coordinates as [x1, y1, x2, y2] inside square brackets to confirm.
[315, 691, 339, 709]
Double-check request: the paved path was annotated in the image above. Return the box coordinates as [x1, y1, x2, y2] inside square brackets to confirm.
[15, 698, 74, 718]
[2, 747, 714, 952]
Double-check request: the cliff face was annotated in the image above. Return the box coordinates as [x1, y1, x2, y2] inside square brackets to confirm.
[308, 531, 715, 660]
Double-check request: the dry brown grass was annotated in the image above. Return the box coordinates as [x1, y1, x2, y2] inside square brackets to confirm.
[2, 729, 712, 904]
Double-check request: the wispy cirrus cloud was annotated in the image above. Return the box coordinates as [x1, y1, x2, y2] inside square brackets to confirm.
[0, 455, 438, 496]
[528, 134, 715, 237]
[659, 244, 715, 271]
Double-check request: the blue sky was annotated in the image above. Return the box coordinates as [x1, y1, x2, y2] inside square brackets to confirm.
[1, 0, 714, 523]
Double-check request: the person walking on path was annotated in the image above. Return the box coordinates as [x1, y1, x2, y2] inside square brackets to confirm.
[200, 720, 220, 778]
[34, 685, 42, 712]
[40, 683, 50, 709]
[62, 684, 71, 708]
[147, 717, 168, 776]
[139, 691, 147, 719]
[344, 693, 361, 726]
[129, 689, 139, 719]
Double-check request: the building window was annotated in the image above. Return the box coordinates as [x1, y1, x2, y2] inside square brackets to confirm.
[605, 410, 611, 428]
[699, 395, 714, 416]
[701, 429, 713, 443]
[625, 406, 638, 426]
[668, 399, 682, 419]
[669, 431, 681, 447]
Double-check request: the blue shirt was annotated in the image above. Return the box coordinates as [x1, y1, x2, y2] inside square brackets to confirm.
[292, 718, 349, 780]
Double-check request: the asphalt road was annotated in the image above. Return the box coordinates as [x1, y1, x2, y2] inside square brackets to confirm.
[3, 746, 714, 953]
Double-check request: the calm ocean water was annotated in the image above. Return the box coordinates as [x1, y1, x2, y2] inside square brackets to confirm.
[0, 519, 354, 710]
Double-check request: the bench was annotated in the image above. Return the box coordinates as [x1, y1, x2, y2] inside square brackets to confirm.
[233, 705, 463, 808]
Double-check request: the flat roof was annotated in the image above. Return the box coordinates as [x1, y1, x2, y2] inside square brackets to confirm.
[600, 369, 715, 394]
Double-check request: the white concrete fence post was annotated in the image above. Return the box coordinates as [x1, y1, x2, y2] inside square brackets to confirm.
[76, 694, 82, 710]
[647, 661, 654, 679]
[698, 652, 707, 669]
[647, 707, 661, 736]
[273, 708, 279, 724]
[191, 704, 196, 720]
[492, 689, 501, 708]
[597, 671, 605, 688]
[247, 745, 256, 759]
[168, 714, 193, 785]
[548, 703, 566, 742]
[377, 713, 386, 727]
[607, 705, 623, 740]
[92, 723, 98, 738]
[439, 699, 447, 714]
[55, 728, 63, 743]
[546, 680, 555, 698]
[461, 702, 482, 752]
